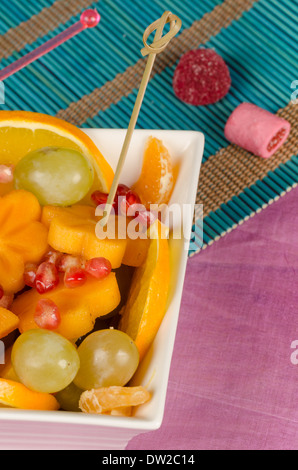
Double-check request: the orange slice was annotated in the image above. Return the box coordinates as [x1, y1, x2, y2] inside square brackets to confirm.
[0, 111, 114, 201]
[79, 386, 151, 414]
[119, 220, 171, 360]
[133, 136, 174, 208]
[0, 378, 59, 410]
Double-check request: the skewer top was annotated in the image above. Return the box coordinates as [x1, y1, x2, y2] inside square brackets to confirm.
[141, 11, 182, 56]
[100, 11, 182, 227]
[80, 9, 101, 28]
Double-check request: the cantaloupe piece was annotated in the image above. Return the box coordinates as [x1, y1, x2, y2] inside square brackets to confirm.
[12, 274, 120, 340]
[0, 307, 19, 339]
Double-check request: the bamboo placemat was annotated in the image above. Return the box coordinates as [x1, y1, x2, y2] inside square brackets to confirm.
[0, 0, 296, 257]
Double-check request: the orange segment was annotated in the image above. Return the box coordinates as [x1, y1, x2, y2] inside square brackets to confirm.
[0, 308, 19, 339]
[119, 221, 171, 361]
[0, 111, 114, 200]
[79, 386, 151, 414]
[133, 137, 174, 208]
[0, 378, 59, 410]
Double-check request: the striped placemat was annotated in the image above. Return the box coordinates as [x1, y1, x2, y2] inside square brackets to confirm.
[0, 0, 296, 257]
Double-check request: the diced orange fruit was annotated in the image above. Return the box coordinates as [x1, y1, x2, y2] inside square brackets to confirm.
[47, 209, 127, 269]
[41, 204, 96, 229]
[0, 190, 48, 293]
[119, 221, 171, 361]
[0, 378, 59, 410]
[43, 204, 149, 268]
[121, 216, 150, 267]
[0, 111, 114, 200]
[12, 273, 121, 340]
[79, 386, 151, 414]
[122, 237, 150, 267]
[133, 137, 174, 208]
[0, 347, 19, 382]
[0, 308, 19, 339]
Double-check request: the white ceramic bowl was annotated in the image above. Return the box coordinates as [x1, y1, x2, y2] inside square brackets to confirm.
[0, 129, 204, 450]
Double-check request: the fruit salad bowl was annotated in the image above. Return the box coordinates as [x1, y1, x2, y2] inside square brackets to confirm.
[0, 128, 204, 450]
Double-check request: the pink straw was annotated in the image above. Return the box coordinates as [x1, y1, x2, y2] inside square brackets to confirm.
[0, 9, 101, 81]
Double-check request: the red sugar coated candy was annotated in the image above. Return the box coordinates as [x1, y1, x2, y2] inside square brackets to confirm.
[173, 49, 231, 106]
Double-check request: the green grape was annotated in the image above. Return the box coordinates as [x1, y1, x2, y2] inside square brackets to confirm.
[55, 382, 83, 412]
[73, 329, 139, 391]
[14, 147, 94, 206]
[11, 329, 80, 394]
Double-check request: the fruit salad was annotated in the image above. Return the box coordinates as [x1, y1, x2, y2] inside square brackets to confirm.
[0, 111, 173, 416]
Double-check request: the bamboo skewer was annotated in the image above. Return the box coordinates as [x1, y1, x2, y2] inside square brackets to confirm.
[100, 11, 182, 226]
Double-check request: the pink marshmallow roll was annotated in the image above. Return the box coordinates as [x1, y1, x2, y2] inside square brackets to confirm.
[224, 102, 291, 158]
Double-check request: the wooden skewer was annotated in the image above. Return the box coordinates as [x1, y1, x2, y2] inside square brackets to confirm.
[100, 11, 182, 226]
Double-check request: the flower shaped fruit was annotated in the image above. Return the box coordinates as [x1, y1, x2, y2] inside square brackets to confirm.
[0, 190, 48, 293]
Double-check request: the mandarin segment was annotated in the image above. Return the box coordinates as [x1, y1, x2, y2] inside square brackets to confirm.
[79, 386, 151, 414]
[133, 137, 174, 208]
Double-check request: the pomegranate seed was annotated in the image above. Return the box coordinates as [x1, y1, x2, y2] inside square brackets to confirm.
[23, 263, 38, 287]
[35, 262, 59, 294]
[135, 209, 157, 228]
[64, 267, 87, 288]
[34, 299, 61, 330]
[57, 254, 84, 273]
[119, 190, 141, 215]
[91, 190, 118, 214]
[116, 184, 130, 197]
[85, 257, 112, 280]
[0, 285, 4, 300]
[0, 293, 14, 309]
[0, 165, 14, 183]
[42, 250, 62, 266]
[91, 191, 108, 206]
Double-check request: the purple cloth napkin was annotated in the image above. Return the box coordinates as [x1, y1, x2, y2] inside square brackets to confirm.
[128, 187, 298, 450]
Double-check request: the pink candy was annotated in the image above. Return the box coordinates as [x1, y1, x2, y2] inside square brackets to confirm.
[224, 103, 291, 159]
